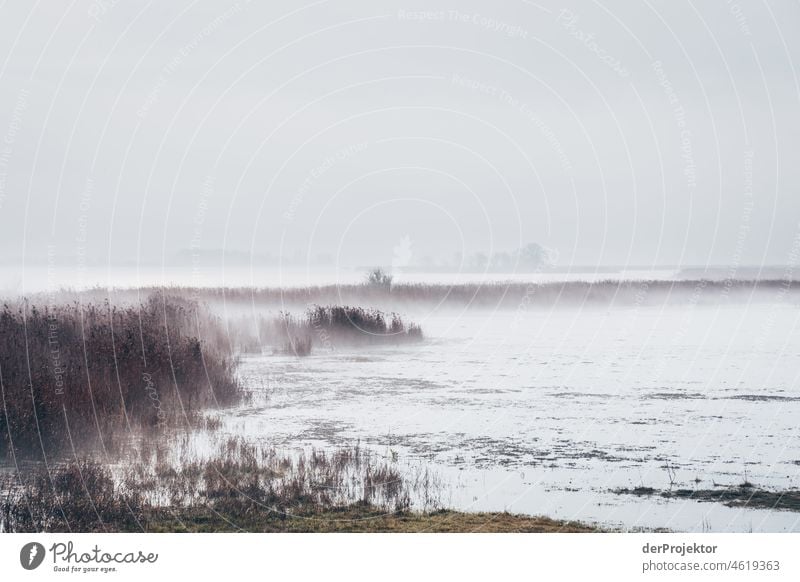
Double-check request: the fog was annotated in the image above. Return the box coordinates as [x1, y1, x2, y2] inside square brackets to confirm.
[1, 0, 799, 285]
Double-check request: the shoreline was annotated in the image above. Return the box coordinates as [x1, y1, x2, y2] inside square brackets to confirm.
[102, 506, 604, 534]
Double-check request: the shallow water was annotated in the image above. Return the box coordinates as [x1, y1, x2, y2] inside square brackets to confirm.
[218, 303, 800, 532]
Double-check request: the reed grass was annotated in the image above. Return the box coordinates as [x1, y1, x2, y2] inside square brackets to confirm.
[227, 305, 423, 356]
[51, 278, 797, 312]
[0, 294, 241, 460]
[0, 438, 417, 532]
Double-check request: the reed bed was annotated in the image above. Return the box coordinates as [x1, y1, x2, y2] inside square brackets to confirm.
[226, 305, 423, 356]
[48, 278, 798, 312]
[0, 294, 241, 460]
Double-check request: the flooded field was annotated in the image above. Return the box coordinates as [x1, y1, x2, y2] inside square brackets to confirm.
[2, 275, 798, 533]
[214, 304, 800, 532]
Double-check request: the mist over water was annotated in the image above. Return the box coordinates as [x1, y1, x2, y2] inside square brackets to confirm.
[200, 282, 800, 532]
[0, 264, 683, 294]
[2, 0, 800, 539]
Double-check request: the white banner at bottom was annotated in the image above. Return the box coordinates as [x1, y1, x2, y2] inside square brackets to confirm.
[1, 533, 798, 581]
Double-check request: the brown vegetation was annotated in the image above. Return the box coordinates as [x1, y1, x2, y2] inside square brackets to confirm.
[226, 305, 423, 355]
[1, 438, 597, 533]
[0, 294, 241, 460]
[2, 439, 414, 532]
[52, 278, 797, 313]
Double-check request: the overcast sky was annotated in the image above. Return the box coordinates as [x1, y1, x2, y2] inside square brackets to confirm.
[1, 0, 799, 274]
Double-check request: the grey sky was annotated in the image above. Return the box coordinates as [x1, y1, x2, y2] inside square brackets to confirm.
[0, 0, 799, 272]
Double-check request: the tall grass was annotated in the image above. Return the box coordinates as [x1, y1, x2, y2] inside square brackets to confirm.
[306, 305, 421, 340]
[230, 305, 423, 356]
[0, 294, 241, 460]
[59, 278, 797, 312]
[0, 438, 425, 532]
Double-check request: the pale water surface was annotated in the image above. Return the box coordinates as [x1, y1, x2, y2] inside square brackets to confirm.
[213, 304, 800, 532]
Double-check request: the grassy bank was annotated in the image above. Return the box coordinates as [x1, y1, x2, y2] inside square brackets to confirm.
[141, 506, 600, 533]
[0, 438, 598, 533]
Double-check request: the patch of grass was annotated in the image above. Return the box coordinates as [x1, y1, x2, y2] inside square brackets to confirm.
[0, 459, 145, 532]
[615, 485, 800, 512]
[141, 507, 601, 533]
